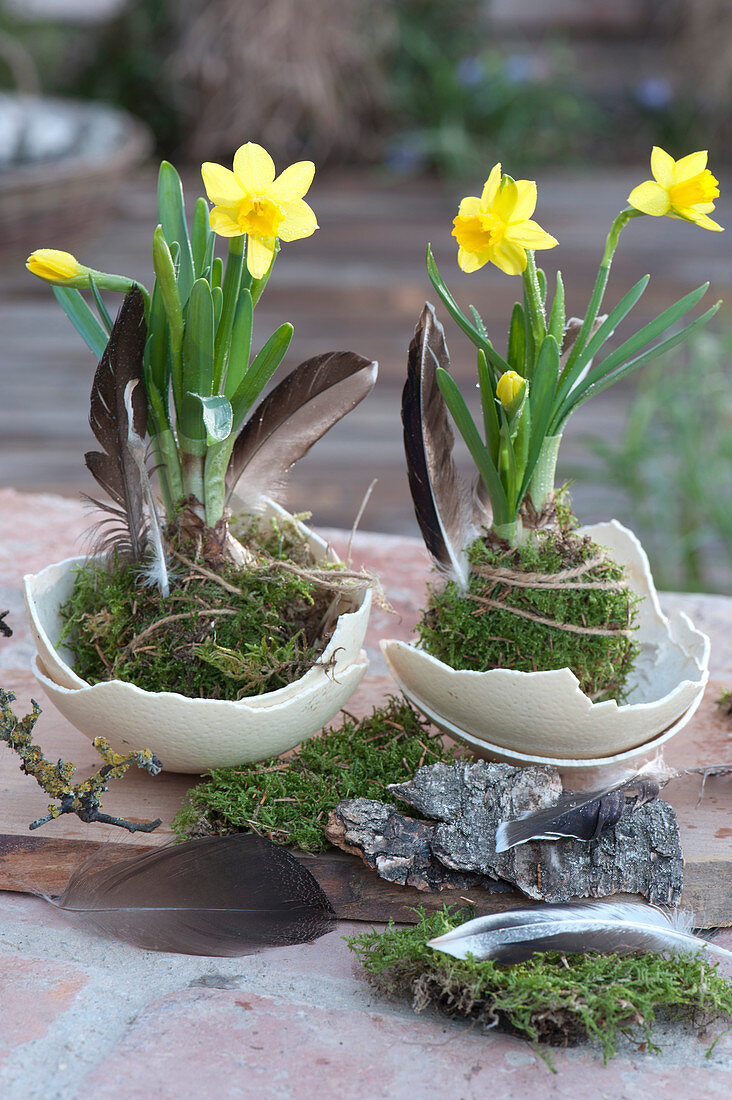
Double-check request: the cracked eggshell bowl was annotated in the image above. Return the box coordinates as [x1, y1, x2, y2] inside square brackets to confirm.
[24, 511, 371, 773]
[380, 521, 709, 765]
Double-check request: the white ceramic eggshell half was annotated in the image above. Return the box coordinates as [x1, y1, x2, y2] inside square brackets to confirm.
[24, 512, 371, 773]
[380, 521, 709, 766]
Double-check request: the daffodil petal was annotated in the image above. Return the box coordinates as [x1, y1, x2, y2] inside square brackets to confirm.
[279, 199, 318, 242]
[269, 161, 315, 204]
[506, 219, 558, 250]
[457, 246, 486, 273]
[673, 150, 708, 182]
[490, 240, 527, 276]
[209, 206, 243, 237]
[457, 195, 481, 218]
[510, 180, 538, 222]
[628, 180, 671, 216]
[677, 207, 724, 232]
[233, 143, 276, 189]
[246, 234, 276, 278]
[480, 164, 502, 207]
[493, 176, 519, 221]
[650, 146, 675, 188]
[201, 162, 244, 206]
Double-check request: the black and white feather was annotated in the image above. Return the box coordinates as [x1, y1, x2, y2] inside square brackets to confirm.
[495, 760, 675, 852]
[402, 303, 489, 589]
[427, 901, 732, 965]
[226, 351, 377, 513]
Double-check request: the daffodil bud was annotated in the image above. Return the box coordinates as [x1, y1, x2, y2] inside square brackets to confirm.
[496, 370, 527, 418]
[26, 248, 138, 295]
[26, 249, 89, 287]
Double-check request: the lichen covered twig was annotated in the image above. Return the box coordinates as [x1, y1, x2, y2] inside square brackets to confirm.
[0, 689, 163, 832]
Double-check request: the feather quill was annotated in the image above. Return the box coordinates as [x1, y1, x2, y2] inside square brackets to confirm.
[226, 351, 377, 512]
[428, 901, 732, 965]
[403, 303, 488, 589]
[494, 759, 675, 852]
[123, 380, 170, 596]
[84, 286, 148, 561]
[52, 834, 335, 956]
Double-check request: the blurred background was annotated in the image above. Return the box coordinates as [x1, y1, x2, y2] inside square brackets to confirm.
[0, 0, 730, 592]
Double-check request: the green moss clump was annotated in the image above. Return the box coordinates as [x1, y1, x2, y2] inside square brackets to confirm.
[348, 907, 732, 1061]
[173, 698, 460, 851]
[59, 516, 338, 700]
[417, 526, 640, 702]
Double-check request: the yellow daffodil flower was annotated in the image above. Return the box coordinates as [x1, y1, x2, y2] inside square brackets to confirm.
[26, 249, 86, 285]
[452, 164, 558, 276]
[201, 142, 319, 278]
[628, 147, 723, 231]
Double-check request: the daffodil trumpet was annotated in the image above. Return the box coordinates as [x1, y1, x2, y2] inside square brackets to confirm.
[423, 152, 722, 548]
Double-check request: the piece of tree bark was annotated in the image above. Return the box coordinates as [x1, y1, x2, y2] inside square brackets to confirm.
[326, 797, 507, 894]
[326, 762, 683, 906]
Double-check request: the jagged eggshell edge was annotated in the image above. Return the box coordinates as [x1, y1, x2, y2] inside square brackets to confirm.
[24, 507, 371, 772]
[380, 521, 709, 760]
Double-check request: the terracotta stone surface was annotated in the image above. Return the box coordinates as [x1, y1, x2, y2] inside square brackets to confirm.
[0, 954, 87, 1068]
[0, 891, 729, 1099]
[77, 985, 732, 1100]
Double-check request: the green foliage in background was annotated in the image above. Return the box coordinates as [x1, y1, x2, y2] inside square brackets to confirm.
[2, 0, 731, 171]
[386, 1, 597, 175]
[68, 0, 181, 154]
[580, 332, 732, 594]
[0, 1, 182, 153]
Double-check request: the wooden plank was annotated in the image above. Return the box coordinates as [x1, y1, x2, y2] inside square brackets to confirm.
[1, 831, 728, 927]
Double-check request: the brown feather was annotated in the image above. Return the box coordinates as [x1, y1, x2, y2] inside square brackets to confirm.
[403, 303, 486, 588]
[226, 350, 377, 511]
[53, 834, 335, 956]
[84, 287, 148, 560]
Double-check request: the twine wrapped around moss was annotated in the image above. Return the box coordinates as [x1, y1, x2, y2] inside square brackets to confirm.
[468, 554, 634, 640]
[470, 554, 622, 591]
[417, 527, 640, 702]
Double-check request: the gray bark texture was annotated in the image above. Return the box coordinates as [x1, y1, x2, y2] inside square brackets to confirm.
[326, 761, 683, 906]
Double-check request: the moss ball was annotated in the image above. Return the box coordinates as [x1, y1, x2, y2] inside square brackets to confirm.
[416, 526, 640, 702]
